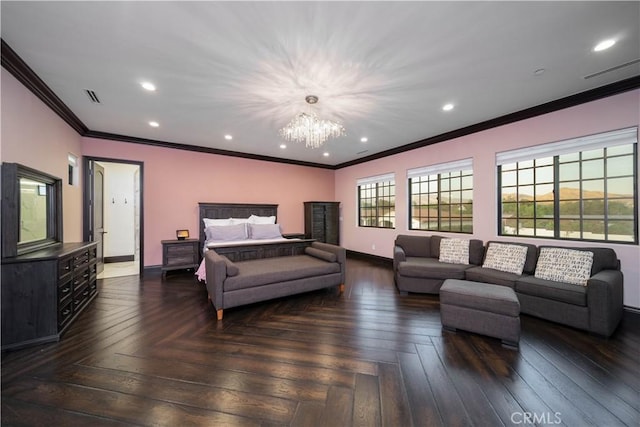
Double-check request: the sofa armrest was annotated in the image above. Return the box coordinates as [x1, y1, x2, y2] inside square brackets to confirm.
[311, 242, 346, 283]
[393, 245, 406, 272]
[587, 269, 624, 337]
[205, 250, 228, 310]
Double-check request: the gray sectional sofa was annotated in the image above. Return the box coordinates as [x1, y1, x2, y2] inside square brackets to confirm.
[393, 234, 624, 337]
[205, 241, 345, 320]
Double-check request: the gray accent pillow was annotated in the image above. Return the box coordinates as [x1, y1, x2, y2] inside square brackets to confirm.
[205, 223, 247, 241]
[305, 247, 337, 263]
[248, 223, 282, 239]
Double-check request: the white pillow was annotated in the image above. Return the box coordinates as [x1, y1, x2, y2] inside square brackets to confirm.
[534, 248, 594, 286]
[439, 238, 470, 264]
[205, 223, 248, 241]
[482, 243, 528, 275]
[248, 223, 282, 239]
[248, 214, 276, 224]
[229, 217, 250, 224]
[203, 217, 232, 228]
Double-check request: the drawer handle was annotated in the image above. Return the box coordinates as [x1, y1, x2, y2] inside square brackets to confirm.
[83, 273, 89, 279]
[82, 290, 89, 296]
[64, 265, 71, 271]
[74, 280, 80, 286]
[61, 287, 70, 294]
[74, 300, 81, 306]
[62, 309, 71, 316]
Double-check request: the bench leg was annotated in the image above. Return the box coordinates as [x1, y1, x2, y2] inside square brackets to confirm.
[501, 339, 519, 350]
[339, 284, 345, 294]
[216, 309, 223, 321]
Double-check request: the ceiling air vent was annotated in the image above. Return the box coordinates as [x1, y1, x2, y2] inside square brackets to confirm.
[584, 58, 640, 79]
[84, 89, 101, 104]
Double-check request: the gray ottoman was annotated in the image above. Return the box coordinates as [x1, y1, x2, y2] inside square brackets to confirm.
[440, 279, 520, 348]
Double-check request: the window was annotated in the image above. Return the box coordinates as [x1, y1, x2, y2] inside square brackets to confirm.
[408, 158, 473, 233]
[1, 163, 63, 257]
[68, 153, 78, 186]
[497, 127, 638, 243]
[357, 173, 395, 228]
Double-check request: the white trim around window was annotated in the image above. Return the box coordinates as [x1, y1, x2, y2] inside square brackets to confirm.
[407, 158, 473, 179]
[496, 127, 638, 165]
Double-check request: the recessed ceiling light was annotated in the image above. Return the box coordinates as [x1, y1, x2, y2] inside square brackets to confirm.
[280, 144, 287, 149]
[323, 152, 330, 157]
[141, 82, 156, 91]
[224, 134, 233, 140]
[360, 137, 368, 143]
[593, 39, 616, 52]
[148, 121, 159, 127]
[442, 103, 455, 111]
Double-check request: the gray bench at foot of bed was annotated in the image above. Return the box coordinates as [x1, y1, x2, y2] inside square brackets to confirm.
[205, 242, 346, 320]
[440, 278, 521, 348]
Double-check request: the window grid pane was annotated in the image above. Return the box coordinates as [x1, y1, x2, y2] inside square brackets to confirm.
[358, 181, 395, 228]
[499, 142, 637, 243]
[409, 169, 473, 233]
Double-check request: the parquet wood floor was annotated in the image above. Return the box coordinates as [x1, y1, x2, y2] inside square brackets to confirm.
[2, 258, 638, 426]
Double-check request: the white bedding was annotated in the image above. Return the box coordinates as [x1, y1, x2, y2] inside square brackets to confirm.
[205, 237, 293, 249]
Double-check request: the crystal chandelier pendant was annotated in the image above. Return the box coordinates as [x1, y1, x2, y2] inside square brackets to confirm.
[279, 96, 346, 148]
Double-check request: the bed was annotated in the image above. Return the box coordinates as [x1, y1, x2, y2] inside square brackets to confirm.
[197, 202, 315, 263]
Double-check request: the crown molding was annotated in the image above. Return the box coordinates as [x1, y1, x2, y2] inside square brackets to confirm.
[3, 39, 638, 171]
[1, 39, 88, 135]
[335, 74, 640, 169]
[83, 130, 335, 169]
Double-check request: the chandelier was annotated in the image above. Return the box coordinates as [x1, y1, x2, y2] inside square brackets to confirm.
[279, 95, 346, 149]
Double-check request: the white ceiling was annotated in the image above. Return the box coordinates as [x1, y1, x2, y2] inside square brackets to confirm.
[2, 1, 639, 166]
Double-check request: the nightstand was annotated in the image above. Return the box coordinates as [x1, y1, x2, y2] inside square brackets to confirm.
[161, 239, 200, 278]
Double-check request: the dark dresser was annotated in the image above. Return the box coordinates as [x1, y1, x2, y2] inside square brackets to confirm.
[1, 242, 98, 351]
[304, 201, 340, 245]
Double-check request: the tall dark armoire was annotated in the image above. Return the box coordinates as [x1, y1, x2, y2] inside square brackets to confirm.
[304, 201, 340, 245]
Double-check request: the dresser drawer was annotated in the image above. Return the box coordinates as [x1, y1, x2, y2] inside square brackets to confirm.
[58, 299, 74, 329]
[58, 279, 73, 304]
[58, 256, 73, 281]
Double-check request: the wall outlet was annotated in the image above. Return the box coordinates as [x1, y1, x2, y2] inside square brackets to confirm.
[372, 244, 376, 250]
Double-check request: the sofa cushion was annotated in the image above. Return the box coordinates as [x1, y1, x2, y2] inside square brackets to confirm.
[395, 235, 431, 258]
[516, 276, 587, 306]
[439, 238, 470, 264]
[398, 257, 470, 280]
[430, 235, 444, 258]
[535, 247, 594, 286]
[224, 255, 340, 291]
[482, 242, 528, 275]
[464, 266, 522, 289]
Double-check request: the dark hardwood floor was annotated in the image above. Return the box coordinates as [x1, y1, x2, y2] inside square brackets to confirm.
[2, 258, 639, 426]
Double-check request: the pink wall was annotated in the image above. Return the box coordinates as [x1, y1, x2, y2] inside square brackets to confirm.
[82, 138, 335, 266]
[335, 90, 640, 308]
[0, 69, 84, 241]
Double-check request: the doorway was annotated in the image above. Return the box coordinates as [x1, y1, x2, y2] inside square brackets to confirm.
[84, 157, 144, 278]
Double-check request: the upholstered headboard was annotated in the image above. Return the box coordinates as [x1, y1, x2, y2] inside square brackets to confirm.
[198, 202, 278, 245]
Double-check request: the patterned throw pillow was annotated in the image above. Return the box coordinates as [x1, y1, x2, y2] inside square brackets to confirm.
[482, 243, 528, 275]
[439, 238, 470, 264]
[534, 248, 594, 286]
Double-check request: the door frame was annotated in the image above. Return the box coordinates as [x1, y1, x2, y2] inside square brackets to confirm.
[83, 156, 144, 277]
